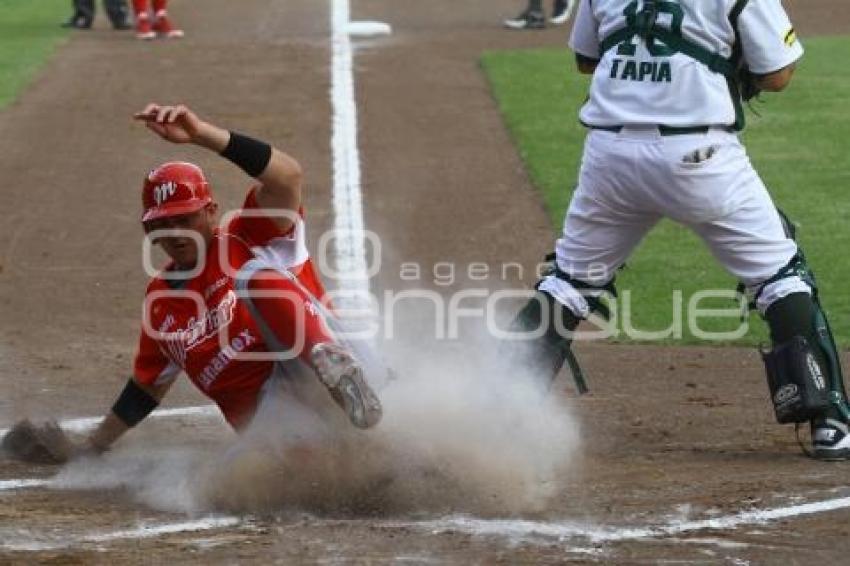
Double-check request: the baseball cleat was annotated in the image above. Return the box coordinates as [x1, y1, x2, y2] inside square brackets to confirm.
[311, 343, 382, 429]
[153, 11, 184, 38]
[135, 15, 155, 40]
[503, 10, 546, 30]
[811, 418, 850, 461]
[551, 0, 575, 25]
[61, 15, 93, 29]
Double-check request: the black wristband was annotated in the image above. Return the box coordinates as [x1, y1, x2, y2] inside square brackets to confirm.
[111, 379, 159, 427]
[220, 131, 273, 178]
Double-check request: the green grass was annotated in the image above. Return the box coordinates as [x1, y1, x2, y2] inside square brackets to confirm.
[482, 37, 850, 345]
[0, 0, 69, 108]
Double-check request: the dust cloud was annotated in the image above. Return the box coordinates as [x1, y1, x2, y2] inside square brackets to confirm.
[53, 303, 581, 518]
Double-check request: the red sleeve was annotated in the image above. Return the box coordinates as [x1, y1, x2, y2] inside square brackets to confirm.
[228, 186, 300, 247]
[134, 329, 179, 386]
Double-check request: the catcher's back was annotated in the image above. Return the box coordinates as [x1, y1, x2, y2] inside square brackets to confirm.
[570, 0, 802, 128]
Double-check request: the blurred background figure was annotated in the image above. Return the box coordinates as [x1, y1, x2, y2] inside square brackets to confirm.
[132, 0, 183, 40]
[61, 0, 131, 30]
[504, 0, 575, 30]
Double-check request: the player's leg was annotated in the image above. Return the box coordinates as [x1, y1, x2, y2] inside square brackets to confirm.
[504, 0, 546, 30]
[152, 0, 183, 38]
[62, 0, 94, 28]
[131, 0, 155, 39]
[682, 137, 850, 459]
[244, 270, 335, 366]
[511, 131, 660, 388]
[103, 0, 131, 29]
[239, 268, 381, 429]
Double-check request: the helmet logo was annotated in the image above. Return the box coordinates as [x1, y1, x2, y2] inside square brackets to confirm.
[153, 182, 178, 206]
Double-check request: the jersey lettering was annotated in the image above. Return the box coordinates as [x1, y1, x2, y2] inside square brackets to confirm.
[609, 59, 672, 83]
[611, 0, 682, 83]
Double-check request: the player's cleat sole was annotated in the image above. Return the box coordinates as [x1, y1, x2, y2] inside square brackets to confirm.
[311, 343, 382, 429]
[503, 10, 546, 30]
[811, 418, 850, 461]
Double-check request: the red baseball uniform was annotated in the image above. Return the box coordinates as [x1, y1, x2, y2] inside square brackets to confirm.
[134, 188, 328, 430]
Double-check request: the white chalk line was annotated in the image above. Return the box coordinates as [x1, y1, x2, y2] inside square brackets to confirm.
[0, 516, 245, 552]
[395, 495, 850, 545]
[0, 478, 52, 491]
[331, 0, 370, 309]
[0, 404, 220, 438]
[2, 480, 850, 551]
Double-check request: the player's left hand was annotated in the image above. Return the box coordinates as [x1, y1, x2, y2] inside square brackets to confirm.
[1, 419, 83, 465]
[134, 103, 205, 144]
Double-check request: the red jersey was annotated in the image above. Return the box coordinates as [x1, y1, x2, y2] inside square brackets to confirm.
[134, 188, 327, 429]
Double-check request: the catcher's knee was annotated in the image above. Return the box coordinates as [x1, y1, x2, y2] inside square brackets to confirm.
[536, 253, 618, 321]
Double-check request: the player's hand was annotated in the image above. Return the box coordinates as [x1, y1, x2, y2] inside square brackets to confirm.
[1, 419, 79, 464]
[134, 103, 206, 144]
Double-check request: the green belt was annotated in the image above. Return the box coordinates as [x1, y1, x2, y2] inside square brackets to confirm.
[585, 124, 727, 136]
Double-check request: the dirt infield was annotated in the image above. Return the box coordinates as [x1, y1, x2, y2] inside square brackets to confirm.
[2, 0, 850, 563]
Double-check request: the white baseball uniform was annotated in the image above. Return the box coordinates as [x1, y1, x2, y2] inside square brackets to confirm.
[539, 0, 806, 317]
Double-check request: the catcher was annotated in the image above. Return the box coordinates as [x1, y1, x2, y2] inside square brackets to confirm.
[3, 103, 381, 464]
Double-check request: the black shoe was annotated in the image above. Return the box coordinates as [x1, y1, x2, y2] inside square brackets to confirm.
[504, 10, 546, 30]
[551, 0, 575, 25]
[111, 20, 132, 30]
[61, 14, 93, 29]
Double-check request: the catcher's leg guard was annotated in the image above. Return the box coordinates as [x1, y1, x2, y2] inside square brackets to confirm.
[763, 293, 835, 423]
[510, 289, 584, 391]
[756, 248, 850, 458]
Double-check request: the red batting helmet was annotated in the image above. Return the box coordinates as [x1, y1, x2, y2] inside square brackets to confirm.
[141, 162, 213, 223]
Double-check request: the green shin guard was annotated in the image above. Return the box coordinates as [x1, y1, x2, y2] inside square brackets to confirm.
[764, 292, 850, 423]
[510, 290, 586, 393]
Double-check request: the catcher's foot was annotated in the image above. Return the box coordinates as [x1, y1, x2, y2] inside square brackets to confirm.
[311, 343, 382, 429]
[811, 418, 850, 461]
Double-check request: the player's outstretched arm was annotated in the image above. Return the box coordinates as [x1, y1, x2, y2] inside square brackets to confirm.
[134, 103, 302, 232]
